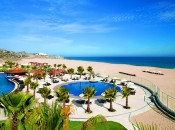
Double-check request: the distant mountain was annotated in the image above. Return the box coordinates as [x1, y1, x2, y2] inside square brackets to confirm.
[0, 49, 63, 61]
[0, 49, 29, 60]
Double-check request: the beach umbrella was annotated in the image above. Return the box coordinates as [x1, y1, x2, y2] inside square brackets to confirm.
[112, 77, 120, 80]
[127, 82, 136, 88]
[79, 93, 84, 98]
[19, 77, 25, 81]
[95, 73, 108, 78]
[101, 92, 105, 97]
[53, 76, 58, 79]
[121, 79, 127, 82]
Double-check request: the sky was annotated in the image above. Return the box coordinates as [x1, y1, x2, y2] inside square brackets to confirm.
[0, 0, 175, 57]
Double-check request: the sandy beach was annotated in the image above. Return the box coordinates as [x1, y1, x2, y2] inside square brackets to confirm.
[18, 58, 175, 97]
[1, 58, 175, 128]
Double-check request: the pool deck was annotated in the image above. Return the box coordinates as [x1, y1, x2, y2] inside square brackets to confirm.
[0, 74, 152, 130]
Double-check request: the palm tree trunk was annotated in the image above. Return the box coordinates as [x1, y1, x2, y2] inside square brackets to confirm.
[34, 89, 35, 99]
[63, 101, 66, 108]
[44, 97, 46, 105]
[87, 97, 90, 112]
[26, 85, 29, 93]
[71, 74, 72, 79]
[63, 117, 69, 130]
[12, 117, 17, 130]
[126, 96, 128, 108]
[44, 77, 45, 82]
[110, 98, 113, 111]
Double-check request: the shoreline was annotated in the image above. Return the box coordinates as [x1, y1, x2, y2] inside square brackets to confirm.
[65, 57, 175, 70]
[66, 58, 175, 70]
[1, 58, 175, 128]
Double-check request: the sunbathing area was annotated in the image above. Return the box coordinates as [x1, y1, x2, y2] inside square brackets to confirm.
[0, 61, 165, 130]
[0, 60, 175, 130]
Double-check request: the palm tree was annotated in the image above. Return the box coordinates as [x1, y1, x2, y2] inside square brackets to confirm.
[42, 72, 46, 81]
[83, 86, 96, 113]
[77, 66, 84, 78]
[25, 102, 73, 130]
[30, 82, 39, 99]
[57, 64, 62, 70]
[62, 64, 67, 70]
[104, 88, 117, 112]
[87, 66, 93, 79]
[122, 85, 131, 109]
[31, 66, 37, 71]
[24, 76, 31, 93]
[38, 86, 51, 105]
[5, 60, 16, 68]
[55, 87, 69, 107]
[54, 64, 57, 69]
[67, 68, 74, 79]
[34, 74, 39, 83]
[0, 92, 36, 130]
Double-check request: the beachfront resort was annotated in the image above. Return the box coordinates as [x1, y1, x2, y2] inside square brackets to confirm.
[1, 0, 175, 129]
[0, 60, 175, 130]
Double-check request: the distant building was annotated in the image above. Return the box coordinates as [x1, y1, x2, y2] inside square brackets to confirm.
[36, 53, 48, 56]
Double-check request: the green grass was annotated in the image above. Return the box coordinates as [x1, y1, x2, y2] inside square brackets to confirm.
[69, 121, 127, 130]
[0, 120, 127, 130]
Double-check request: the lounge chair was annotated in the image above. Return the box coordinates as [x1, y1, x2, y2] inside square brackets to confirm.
[65, 99, 70, 103]
[76, 99, 85, 104]
[97, 99, 106, 103]
[47, 95, 54, 99]
[53, 80, 59, 83]
[85, 101, 92, 104]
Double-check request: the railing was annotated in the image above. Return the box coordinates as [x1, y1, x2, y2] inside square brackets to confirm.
[115, 73, 175, 113]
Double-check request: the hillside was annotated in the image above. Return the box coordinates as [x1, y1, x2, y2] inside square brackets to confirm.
[0, 49, 63, 62]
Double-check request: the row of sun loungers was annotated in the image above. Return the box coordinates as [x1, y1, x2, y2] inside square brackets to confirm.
[119, 72, 136, 76]
[12, 78, 25, 91]
[75, 99, 92, 104]
[143, 70, 164, 75]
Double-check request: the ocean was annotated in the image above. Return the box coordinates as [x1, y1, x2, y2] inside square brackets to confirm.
[65, 57, 175, 69]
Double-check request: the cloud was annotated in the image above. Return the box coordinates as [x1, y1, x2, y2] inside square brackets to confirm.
[151, 1, 175, 22]
[113, 14, 135, 22]
[57, 23, 117, 33]
[39, 0, 90, 16]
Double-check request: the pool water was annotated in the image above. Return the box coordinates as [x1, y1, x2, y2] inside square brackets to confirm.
[0, 73, 15, 97]
[61, 81, 122, 96]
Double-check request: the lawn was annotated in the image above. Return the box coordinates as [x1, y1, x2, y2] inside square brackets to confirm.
[0, 120, 127, 130]
[69, 121, 127, 130]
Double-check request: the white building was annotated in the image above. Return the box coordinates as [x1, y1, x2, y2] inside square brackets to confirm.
[37, 53, 48, 56]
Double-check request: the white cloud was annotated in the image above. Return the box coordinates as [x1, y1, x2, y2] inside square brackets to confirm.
[159, 11, 175, 21]
[113, 14, 135, 22]
[57, 23, 117, 33]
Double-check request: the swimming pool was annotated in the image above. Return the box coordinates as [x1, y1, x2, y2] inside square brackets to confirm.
[0, 73, 15, 97]
[61, 81, 122, 96]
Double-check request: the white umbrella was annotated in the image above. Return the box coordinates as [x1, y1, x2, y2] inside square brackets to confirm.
[101, 92, 105, 97]
[19, 77, 25, 81]
[53, 76, 58, 79]
[95, 73, 108, 78]
[121, 79, 127, 82]
[112, 77, 120, 80]
[79, 93, 84, 98]
[127, 82, 136, 88]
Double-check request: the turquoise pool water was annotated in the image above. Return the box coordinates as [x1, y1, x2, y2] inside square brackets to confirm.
[61, 81, 122, 96]
[0, 73, 15, 97]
